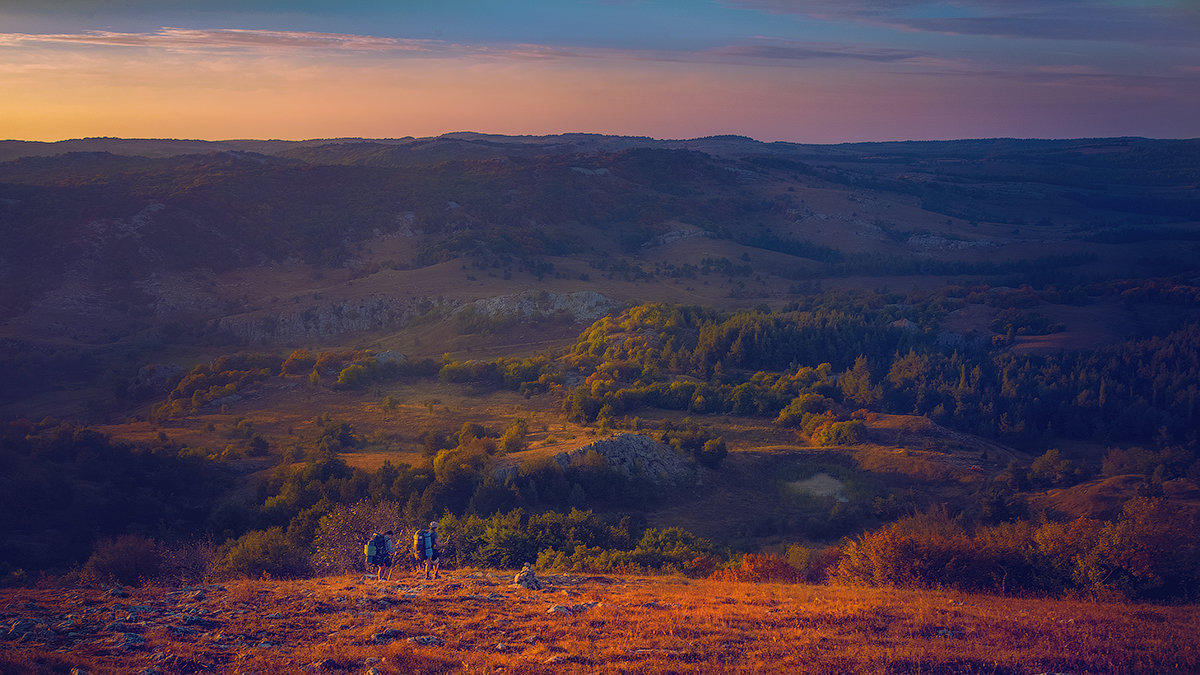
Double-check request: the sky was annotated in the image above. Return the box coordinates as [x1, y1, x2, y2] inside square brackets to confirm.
[1, 1, 1198, 143]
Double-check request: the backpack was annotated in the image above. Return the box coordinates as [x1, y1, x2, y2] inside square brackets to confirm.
[365, 533, 388, 566]
[412, 530, 428, 561]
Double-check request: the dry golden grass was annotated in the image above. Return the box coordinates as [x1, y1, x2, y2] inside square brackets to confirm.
[4, 570, 1197, 674]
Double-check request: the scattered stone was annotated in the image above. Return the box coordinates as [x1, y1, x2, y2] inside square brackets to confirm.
[408, 635, 444, 646]
[543, 655, 567, 664]
[372, 628, 404, 643]
[571, 602, 600, 613]
[514, 564, 542, 590]
[547, 605, 574, 616]
[163, 655, 210, 673]
[7, 619, 39, 640]
[120, 632, 146, 648]
[108, 586, 130, 599]
[309, 658, 338, 671]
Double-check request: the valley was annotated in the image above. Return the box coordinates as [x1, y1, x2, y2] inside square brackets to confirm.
[1, 134, 1199, 673]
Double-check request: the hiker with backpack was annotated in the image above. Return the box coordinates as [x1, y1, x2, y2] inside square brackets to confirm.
[412, 521, 444, 580]
[364, 530, 396, 581]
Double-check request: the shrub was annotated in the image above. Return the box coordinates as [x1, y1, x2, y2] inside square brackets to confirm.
[81, 534, 162, 586]
[311, 500, 410, 575]
[775, 393, 832, 427]
[711, 553, 802, 583]
[157, 537, 220, 584]
[210, 527, 310, 579]
[811, 419, 866, 446]
[498, 419, 529, 454]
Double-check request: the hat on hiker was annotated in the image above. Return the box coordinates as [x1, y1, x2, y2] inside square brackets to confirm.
[429, 521, 439, 529]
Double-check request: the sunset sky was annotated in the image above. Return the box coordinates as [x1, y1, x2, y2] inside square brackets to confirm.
[2, 1, 1198, 143]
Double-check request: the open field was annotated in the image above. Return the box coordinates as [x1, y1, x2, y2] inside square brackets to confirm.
[3, 571, 1197, 674]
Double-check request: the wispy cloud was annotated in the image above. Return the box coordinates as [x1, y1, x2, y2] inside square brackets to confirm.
[0, 27, 453, 54]
[707, 40, 926, 63]
[0, 27, 927, 67]
[727, 0, 1200, 43]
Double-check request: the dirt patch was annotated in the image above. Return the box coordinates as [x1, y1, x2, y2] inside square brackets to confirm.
[783, 473, 848, 502]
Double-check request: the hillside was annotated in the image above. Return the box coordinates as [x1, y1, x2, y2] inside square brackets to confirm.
[4, 570, 1198, 674]
[3, 134, 1200, 638]
[2, 134, 1199, 416]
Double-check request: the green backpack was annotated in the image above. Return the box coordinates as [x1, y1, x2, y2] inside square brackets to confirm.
[364, 533, 387, 566]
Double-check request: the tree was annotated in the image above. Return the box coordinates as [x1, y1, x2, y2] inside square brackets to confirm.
[840, 356, 882, 408]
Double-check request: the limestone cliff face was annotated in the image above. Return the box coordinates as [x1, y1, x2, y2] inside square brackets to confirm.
[461, 291, 616, 323]
[216, 295, 438, 344]
[553, 433, 698, 485]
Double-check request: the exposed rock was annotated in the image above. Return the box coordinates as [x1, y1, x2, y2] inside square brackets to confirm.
[118, 632, 146, 648]
[219, 289, 611, 345]
[372, 627, 404, 643]
[408, 635, 444, 646]
[547, 605, 574, 615]
[514, 565, 542, 590]
[554, 434, 697, 484]
[217, 295, 444, 344]
[461, 290, 615, 323]
[127, 363, 184, 398]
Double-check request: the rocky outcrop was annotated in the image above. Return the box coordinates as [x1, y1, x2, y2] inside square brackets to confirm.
[553, 434, 696, 485]
[461, 291, 615, 323]
[217, 295, 442, 344]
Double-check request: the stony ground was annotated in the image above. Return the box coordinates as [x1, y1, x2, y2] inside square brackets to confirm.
[3, 569, 1198, 674]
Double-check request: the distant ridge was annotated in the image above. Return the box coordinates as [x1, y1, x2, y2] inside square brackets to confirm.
[4, 133, 1196, 163]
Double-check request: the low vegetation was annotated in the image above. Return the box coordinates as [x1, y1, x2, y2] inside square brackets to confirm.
[3, 571, 1197, 674]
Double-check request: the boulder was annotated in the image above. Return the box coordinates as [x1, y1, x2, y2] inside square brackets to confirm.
[554, 434, 697, 484]
[372, 627, 404, 643]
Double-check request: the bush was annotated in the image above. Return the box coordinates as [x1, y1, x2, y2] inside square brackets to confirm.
[210, 528, 310, 579]
[829, 498, 1200, 600]
[157, 538, 220, 584]
[811, 419, 866, 446]
[711, 553, 802, 583]
[311, 501, 411, 575]
[81, 534, 162, 586]
[775, 393, 832, 427]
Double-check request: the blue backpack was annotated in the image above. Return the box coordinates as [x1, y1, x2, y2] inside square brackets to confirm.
[412, 529, 433, 561]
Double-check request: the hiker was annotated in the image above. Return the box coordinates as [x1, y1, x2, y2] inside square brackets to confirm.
[365, 530, 396, 581]
[413, 521, 444, 580]
[381, 531, 397, 581]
